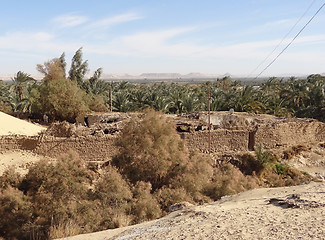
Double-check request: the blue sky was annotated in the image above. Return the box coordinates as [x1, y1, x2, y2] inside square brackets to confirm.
[1, 0, 325, 78]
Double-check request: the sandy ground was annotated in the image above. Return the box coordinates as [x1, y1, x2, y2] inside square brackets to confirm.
[0, 150, 53, 175]
[0, 111, 46, 136]
[60, 181, 325, 240]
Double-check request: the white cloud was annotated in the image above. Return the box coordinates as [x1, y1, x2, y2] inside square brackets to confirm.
[52, 14, 88, 28]
[87, 12, 143, 29]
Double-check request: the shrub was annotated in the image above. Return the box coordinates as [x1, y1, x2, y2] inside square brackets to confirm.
[155, 187, 192, 213]
[131, 181, 162, 223]
[204, 163, 258, 201]
[19, 152, 92, 238]
[113, 109, 189, 190]
[93, 166, 132, 209]
[239, 153, 264, 175]
[31, 79, 90, 122]
[169, 151, 213, 203]
[0, 167, 22, 190]
[0, 187, 32, 240]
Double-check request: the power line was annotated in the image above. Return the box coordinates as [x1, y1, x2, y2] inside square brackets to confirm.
[248, 0, 316, 78]
[254, 1, 325, 79]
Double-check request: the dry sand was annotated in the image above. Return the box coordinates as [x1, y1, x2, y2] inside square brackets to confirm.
[0, 111, 46, 136]
[60, 181, 325, 240]
[0, 150, 53, 175]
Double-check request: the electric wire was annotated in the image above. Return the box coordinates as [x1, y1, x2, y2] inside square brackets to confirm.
[254, 1, 325, 79]
[247, 0, 316, 78]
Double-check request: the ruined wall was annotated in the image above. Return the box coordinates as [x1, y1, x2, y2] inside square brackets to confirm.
[181, 129, 249, 153]
[1, 116, 324, 162]
[34, 136, 118, 162]
[0, 135, 118, 162]
[255, 120, 324, 148]
[0, 136, 39, 152]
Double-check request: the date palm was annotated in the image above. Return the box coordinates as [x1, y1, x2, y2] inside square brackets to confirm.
[11, 71, 35, 102]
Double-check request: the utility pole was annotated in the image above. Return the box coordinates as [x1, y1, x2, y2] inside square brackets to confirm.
[208, 88, 211, 155]
[110, 82, 113, 112]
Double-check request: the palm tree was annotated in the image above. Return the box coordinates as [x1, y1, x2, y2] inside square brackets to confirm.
[113, 90, 132, 112]
[11, 71, 35, 102]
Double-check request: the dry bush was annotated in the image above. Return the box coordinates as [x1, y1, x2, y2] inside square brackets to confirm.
[204, 163, 259, 201]
[283, 144, 311, 160]
[169, 151, 213, 203]
[113, 109, 189, 190]
[0, 167, 22, 190]
[49, 220, 83, 239]
[45, 121, 76, 137]
[155, 187, 192, 213]
[0, 187, 32, 240]
[131, 181, 162, 223]
[18, 151, 92, 238]
[93, 166, 132, 209]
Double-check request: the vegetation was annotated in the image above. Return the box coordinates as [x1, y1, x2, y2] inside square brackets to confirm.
[0, 110, 313, 239]
[2, 69, 325, 123]
[0, 50, 322, 238]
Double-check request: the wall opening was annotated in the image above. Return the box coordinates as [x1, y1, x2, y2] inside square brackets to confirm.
[248, 131, 256, 151]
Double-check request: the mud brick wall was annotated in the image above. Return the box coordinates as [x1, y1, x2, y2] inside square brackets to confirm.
[255, 121, 324, 148]
[34, 136, 118, 162]
[181, 129, 249, 153]
[0, 136, 39, 152]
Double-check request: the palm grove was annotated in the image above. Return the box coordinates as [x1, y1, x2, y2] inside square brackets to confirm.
[0, 49, 324, 239]
[1, 48, 325, 122]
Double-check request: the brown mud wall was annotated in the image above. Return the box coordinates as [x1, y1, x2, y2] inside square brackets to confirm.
[0, 136, 39, 152]
[1, 119, 324, 160]
[181, 130, 249, 153]
[255, 121, 324, 149]
[34, 136, 118, 162]
[0, 135, 118, 162]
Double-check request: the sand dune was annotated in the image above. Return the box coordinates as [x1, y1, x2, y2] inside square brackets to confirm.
[60, 181, 325, 240]
[0, 111, 46, 136]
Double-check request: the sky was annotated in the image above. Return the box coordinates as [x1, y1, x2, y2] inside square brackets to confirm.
[1, 0, 325, 78]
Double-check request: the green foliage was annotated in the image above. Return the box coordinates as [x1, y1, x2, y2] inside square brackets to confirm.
[68, 47, 89, 86]
[31, 78, 90, 122]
